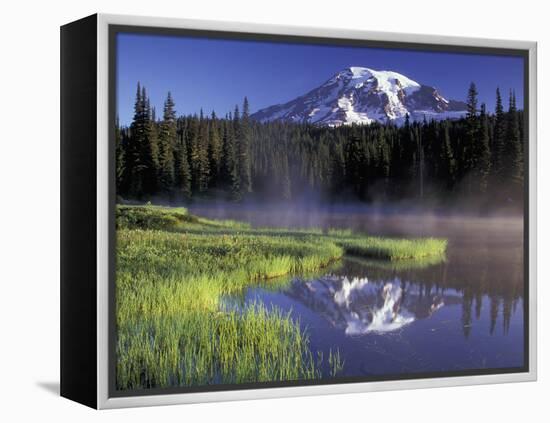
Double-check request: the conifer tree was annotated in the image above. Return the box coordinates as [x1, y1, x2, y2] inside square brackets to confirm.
[230, 106, 242, 200]
[197, 110, 210, 192]
[158, 92, 177, 193]
[127, 83, 156, 197]
[440, 120, 456, 189]
[115, 115, 125, 192]
[149, 107, 160, 195]
[415, 126, 425, 198]
[188, 114, 201, 192]
[142, 88, 158, 195]
[492, 88, 506, 181]
[239, 97, 253, 194]
[466, 82, 478, 119]
[505, 91, 523, 190]
[345, 134, 365, 197]
[126, 82, 143, 196]
[208, 111, 223, 186]
[220, 116, 233, 186]
[329, 141, 346, 194]
[477, 103, 491, 193]
[463, 82, 479, 194]
[177, 135, 192, 199]
[378, 129, 391, 179]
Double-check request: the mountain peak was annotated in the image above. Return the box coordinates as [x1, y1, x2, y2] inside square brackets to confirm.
[346, 66, 374, 78]
[344, 66, 418, 88]
[251, 67, 467, 126]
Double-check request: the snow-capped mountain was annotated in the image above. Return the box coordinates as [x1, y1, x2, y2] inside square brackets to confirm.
[251, 66, 468, 126]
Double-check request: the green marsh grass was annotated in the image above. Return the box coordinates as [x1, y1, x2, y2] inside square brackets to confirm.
[345, 254, 446, 272]
[115, 204, 446, 389]
[333, 236, 448, 261]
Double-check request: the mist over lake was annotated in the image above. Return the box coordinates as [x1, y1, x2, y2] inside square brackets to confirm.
[196, 204, 525, 378]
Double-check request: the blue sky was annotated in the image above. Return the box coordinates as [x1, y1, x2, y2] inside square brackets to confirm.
[116, 32, 524, 125]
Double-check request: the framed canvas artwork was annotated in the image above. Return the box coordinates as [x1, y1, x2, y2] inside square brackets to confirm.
[60, 14, 537, 409]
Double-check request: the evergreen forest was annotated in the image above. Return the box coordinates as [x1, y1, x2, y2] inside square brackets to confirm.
[116, 83, 524, 209]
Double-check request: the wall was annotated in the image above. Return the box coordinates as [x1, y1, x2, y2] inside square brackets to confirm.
[0, 0, 546, 421]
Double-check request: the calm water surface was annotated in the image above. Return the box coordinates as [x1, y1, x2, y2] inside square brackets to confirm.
[191, 205, 525, 377]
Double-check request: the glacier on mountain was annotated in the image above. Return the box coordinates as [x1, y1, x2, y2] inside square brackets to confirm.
[251, 67, 468, 126]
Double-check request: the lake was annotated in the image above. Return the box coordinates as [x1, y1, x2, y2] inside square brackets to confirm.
[190, 204, 526, 379]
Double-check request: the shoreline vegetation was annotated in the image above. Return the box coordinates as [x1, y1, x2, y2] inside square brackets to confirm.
[115, 204, 447, 390]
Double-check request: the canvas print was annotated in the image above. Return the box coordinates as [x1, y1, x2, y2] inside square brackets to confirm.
[113, 30, 526, 393]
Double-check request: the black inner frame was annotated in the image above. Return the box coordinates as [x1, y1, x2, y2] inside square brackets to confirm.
[108, 24, 530, 398]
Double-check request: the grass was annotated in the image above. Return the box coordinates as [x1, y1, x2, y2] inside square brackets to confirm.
[117, 205, 446, 261]
[115, 204, 447, 390]
[344, 254, 446, 272]
[117, 305, 321, 388]
[332, 236, 447, 261]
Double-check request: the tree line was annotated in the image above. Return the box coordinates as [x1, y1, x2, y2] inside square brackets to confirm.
[116, 82, 524, 207]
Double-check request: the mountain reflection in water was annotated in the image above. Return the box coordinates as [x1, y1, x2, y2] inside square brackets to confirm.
[287, 275, 459, 335]
[208, 209, 525, 375]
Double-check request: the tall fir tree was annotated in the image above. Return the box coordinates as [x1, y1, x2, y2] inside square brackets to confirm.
[188, 114, 201, 192]
[197, 110, 211, 192]
[476, 103, 492, 193]
[143, 89, 158, 195]
[492, 87, 506, 182]
[415, 125, 425, 198]
[466, 82, 479, 119]
[440, 120, 456, 190]
[220, 116, 234, 188]
[127, 83, 157, 197]
[176, 133, 192, 199]
[149, 106, 160, 175]
[125, 82, 143, 196]
[344, 134, 365, 197]
[329, 140, 346, 195]
[239, 97, 253, 194]
[505, 91, 523, 191]
[158, 92, 177, 193]
[208, 111, 223, 186]
[230, 106, 242, 200]
[463, 82, 479, 194]
[114, 115, 125, 192]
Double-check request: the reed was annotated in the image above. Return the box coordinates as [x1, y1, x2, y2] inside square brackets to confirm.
[116, 204, 446, 389]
